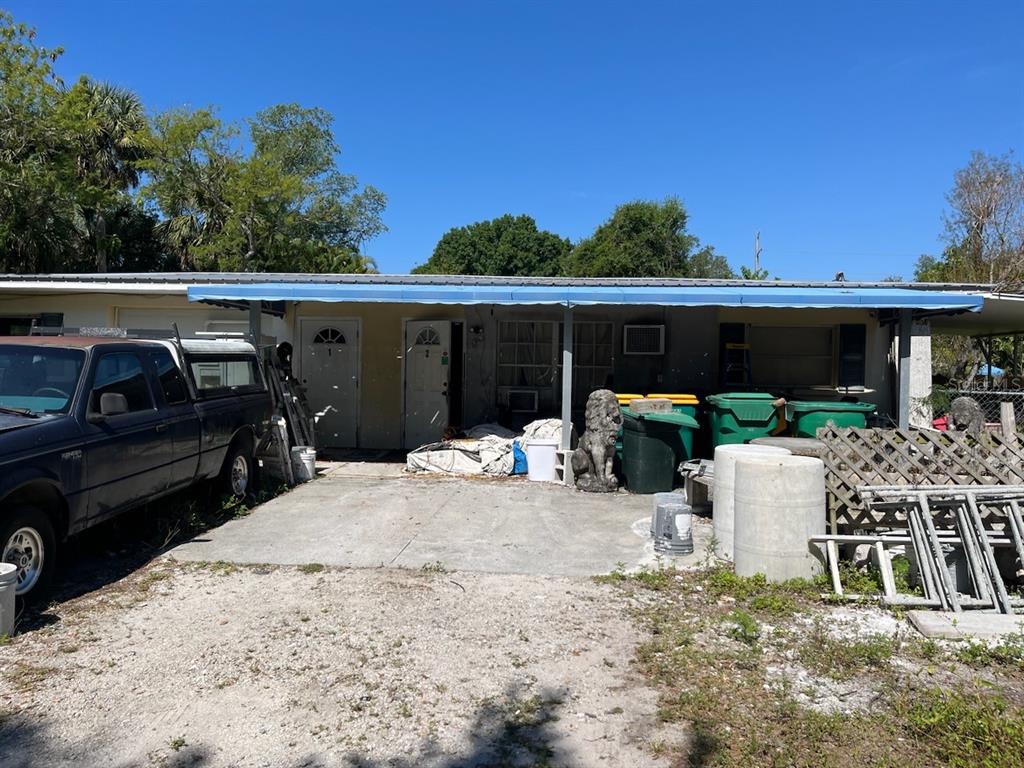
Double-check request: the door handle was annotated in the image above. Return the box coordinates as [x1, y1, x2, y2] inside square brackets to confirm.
[154, 423, 168, 434]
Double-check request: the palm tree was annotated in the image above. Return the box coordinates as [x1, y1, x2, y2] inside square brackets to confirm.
[62, 77, 149, 271]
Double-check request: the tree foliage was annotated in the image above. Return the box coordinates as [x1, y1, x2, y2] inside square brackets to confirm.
[563, 198, 735, 278]
[917, 151, 1024, 388]
[139, 104, 386, 273]
[0, 13, 81, 272]
[916, 151, 1024, 288]
[0, 12, 386, 274]
[412, 215, 570, 275]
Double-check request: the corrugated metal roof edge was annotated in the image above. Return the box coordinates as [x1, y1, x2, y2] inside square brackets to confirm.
[0, 272, 999, 291]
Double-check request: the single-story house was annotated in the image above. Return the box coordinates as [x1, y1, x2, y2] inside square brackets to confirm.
[0, 273, 1020, 453]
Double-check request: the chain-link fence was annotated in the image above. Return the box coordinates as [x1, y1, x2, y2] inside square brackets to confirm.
[949, 389, 1024, 424]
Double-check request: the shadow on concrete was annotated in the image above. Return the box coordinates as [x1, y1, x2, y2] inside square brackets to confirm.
[0, 684, 568, 768]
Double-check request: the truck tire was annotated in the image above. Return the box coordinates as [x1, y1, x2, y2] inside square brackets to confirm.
[1, 505, 56, 603]
[221, 443, 256, 500]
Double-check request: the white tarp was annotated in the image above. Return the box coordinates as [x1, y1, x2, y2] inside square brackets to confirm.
[405, 434, 514, 476]
[405, 419, 567, 477]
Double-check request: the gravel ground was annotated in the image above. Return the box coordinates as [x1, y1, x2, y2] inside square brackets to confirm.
[0, 560, 674, 768]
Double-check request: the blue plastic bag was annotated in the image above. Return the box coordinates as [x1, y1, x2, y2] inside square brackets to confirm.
[512, 439, 528, 475]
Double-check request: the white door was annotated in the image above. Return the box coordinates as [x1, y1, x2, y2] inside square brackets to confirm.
[300, 319, 359, 448]
[404, 320, 451, 449]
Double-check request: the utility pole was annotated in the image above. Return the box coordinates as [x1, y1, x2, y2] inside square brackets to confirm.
[754, 231, 761, 274]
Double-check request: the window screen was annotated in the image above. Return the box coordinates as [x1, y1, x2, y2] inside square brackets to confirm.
[91, 353, 154, 413]
[152, 350, 189, 405]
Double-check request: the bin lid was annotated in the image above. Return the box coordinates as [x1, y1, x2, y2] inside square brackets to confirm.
[625, 408, 700, 429]
[706, 392, 776, 405]
[785, 400, 877, 414]
[615, 393, 644, 401]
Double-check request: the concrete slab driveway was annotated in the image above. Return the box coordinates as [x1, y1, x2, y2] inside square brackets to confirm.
[172, 470, 710, 576]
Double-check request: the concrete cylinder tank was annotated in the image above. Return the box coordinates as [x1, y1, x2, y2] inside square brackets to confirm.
[733, 454, 826, 583]
[712, 444, 791, 560]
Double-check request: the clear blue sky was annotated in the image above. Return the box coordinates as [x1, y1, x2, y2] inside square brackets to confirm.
[10, 1, 1024, 279]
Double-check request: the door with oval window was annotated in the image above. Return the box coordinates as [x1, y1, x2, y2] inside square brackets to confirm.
[299, 319, 359, 447]
[404, 320, 451, 449]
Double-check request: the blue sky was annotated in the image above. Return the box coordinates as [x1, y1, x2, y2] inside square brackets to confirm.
[10, 1, 1024, 278]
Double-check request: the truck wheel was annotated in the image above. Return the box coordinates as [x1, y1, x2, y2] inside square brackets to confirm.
[222, 444, 256, 499]
[1, 506, 56, 602]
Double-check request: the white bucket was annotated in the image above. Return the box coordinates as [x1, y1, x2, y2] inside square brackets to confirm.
[526, 438, 559, 482]
[290, 446, 317, 483]
[0, 562, 17, 638]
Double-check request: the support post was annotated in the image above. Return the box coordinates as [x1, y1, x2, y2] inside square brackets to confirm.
[248, 300, 263, 346]
[898, 308, 912, 430]
[561, 305, 573, 454]
[1001, 402, 1018, 442]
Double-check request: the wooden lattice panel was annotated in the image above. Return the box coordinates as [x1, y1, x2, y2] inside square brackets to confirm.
[817, 427, 1024, 532]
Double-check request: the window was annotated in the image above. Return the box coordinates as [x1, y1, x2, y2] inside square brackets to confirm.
[497, 320, 616, 411]
[187, 355, 263, 396]
[838, 324, 867, 388]
[414, 328, 440, 346]
[569, 321, 614, 405]
[749, 326, 834, 387]
[498, 321, 557, 389]
[0, 345, 83, 414]
[152, 350, 189, 405]
[313, 327, 346, 345]
[91, 353, 154, 413]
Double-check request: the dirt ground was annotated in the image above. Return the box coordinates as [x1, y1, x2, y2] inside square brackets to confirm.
[0, 559, 676, 768]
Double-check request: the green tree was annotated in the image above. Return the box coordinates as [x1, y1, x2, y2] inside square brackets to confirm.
[563, 198, 732, 278]
[140, 104, 386, 272]
[412, 214, 571, 275]
[57, 77, 151, 271]
[739, 265, 769, 280]
[0, 12, 82, 273]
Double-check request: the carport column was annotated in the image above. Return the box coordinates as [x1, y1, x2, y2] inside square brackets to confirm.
[248, 301, 262, 347]
[898, 308, 912, 430]
[561, 304, 574, 467]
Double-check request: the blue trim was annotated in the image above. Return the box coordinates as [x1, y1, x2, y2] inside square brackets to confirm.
[187, 283, 984, 311]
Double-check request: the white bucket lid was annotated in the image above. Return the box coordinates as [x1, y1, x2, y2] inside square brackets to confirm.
[527, 438, 559, 446]
[0, 562, 17, 588]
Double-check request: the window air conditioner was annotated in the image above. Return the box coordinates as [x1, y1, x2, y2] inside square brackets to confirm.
[623, 324, 665, 355]
[507, 389, 539, 413]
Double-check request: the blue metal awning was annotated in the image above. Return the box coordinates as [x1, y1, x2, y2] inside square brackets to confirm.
[187, 282, 985, 311]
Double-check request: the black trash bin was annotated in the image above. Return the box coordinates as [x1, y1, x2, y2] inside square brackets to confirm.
[621, 410, 696, 494]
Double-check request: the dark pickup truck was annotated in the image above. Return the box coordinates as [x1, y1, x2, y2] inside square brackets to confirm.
[0, 336, 272, 600]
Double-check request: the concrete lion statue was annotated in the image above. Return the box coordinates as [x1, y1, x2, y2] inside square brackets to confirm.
[571, 389, 622, 493]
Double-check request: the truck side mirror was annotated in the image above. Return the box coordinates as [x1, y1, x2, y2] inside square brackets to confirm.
[98, 392, 129, 417]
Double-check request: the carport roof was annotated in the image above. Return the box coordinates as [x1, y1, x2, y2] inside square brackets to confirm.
[185, 280, 985, 311]
[0, 272, 989, 311]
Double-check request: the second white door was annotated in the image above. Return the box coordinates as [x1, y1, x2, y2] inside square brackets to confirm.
[404, 320, 451, 449]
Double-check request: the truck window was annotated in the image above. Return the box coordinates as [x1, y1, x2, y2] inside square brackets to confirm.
[91, 353, 154, 413]
[152, 350, 189, 405]
[0, 345, 84, 414]
[187, 355, 263, 397]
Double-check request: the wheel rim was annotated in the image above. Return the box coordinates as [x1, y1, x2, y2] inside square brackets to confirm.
[3, 527, 45, 596]
[230, 455, 250, 496]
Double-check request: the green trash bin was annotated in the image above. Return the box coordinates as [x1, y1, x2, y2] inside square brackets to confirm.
[784, 400, 877, 438]
[621, 410, 699, 494]
[706, 392, 780, 447]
